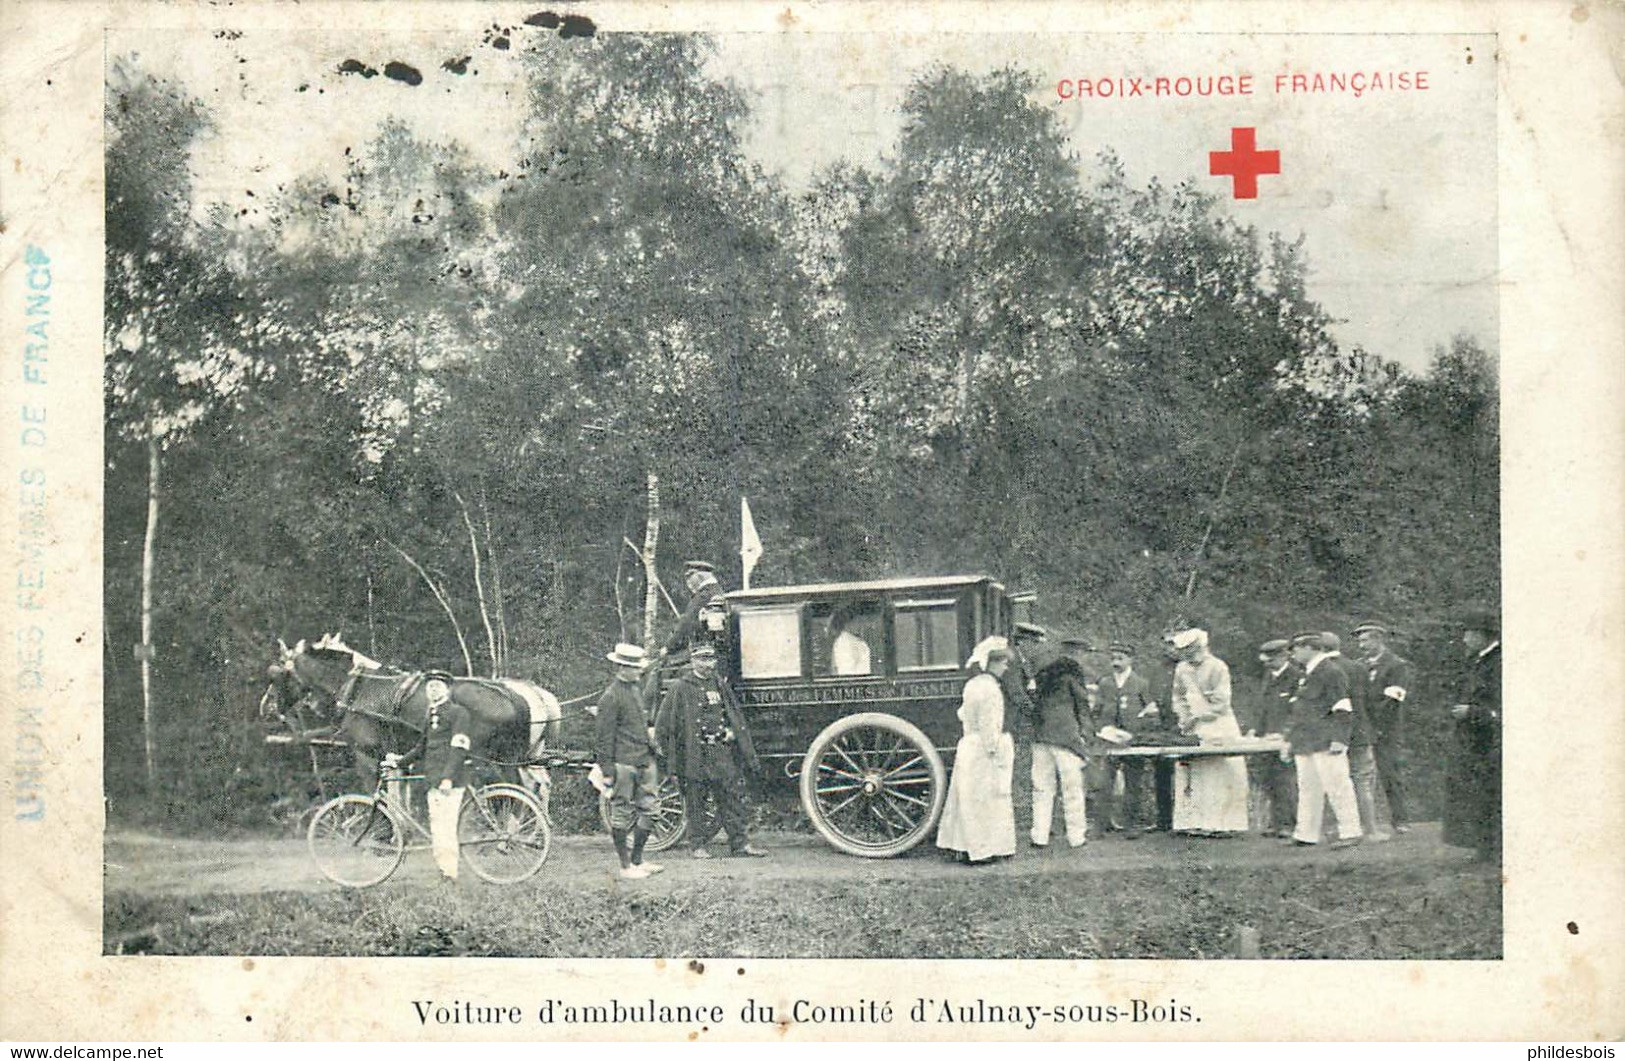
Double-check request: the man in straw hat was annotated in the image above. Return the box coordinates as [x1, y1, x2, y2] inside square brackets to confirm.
[596, 642, 665, 880]
[1024, 635, 1093, 849]
[1284, 632, 1363, 849]
[1445, 609, 1501, 862]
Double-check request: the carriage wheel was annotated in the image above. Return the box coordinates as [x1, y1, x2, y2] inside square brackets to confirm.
[597, 774, 689, 853]
[458, 784, 552, 885]
[799, 712, 946, 858]
[307, 794, 406, 887]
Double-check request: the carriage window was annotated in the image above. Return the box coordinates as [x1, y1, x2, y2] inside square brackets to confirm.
[894, 599, 961, 672]
[737, 606, 803, 679]
[813, 600, 883, 676]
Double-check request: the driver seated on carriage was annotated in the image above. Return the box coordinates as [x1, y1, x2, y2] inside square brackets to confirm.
[660, 560, 729, 662]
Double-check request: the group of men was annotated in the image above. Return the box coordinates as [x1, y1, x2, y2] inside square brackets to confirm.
[1252, 625, 1414, 849]
[1265, 614, 1500, 860]
[1015, 612, 1502, 862]
[594, 561, 763, 880]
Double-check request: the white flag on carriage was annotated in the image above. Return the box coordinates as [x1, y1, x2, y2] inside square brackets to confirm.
[740, 496, 763, 589]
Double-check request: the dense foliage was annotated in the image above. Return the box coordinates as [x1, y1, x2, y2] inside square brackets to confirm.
[104, 37, 1498, 831]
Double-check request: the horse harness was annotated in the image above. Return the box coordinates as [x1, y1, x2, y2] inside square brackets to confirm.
[331, 666, 443, 731]
[331, 665, 533, 737]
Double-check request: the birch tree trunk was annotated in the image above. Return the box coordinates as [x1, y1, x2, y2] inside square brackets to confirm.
[140, 432, 160, 790]
[455, 491, 499, 677]
[956, 306, 976, 478]
[482, 495, 509, 675]
[640, 472, 660, 649]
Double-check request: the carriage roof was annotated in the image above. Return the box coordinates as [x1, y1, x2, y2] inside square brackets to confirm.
[724, 574, 1004, 604]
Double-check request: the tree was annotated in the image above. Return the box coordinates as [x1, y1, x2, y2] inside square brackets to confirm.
[484, 34, 846, 593]
[105, 62, 275, 788]
[261, 122, 512, 672]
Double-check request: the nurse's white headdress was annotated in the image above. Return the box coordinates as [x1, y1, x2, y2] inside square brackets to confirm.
[966, 635, 1010, 671]
[1171, 628, 1208, 650]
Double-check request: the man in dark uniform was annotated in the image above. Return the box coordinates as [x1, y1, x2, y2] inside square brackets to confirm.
[648, 560, 729, 718]
[1322, 630, 1386, 842]
[595, 642, 664, 880]
[1246, 638, 1299, 838]
[1354, 621, 1416, 835]
[1095, 641, 1165, 838]
[655, 643, 765, 859]
[1445, 610, 1501, 863]
[661, 560, 728, 660]
[1005, 622, 1049, 733]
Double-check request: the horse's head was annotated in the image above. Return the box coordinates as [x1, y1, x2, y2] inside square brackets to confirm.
[259, 638, 299, 724]
[264, 633, 374, 726]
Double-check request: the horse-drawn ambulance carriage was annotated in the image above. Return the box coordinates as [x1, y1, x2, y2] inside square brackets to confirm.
[575, 573, 1025, 858]
[263, 573, 1025, 879]
[719, 574, 1019, 857]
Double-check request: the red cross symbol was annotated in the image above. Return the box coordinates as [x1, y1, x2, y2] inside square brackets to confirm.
[1209, 127, 1280, 200]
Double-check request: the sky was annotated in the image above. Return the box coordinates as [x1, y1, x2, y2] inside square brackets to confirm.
[115, 25, 1498, 373]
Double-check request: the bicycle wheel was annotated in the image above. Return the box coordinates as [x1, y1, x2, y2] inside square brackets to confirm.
[307, 794, 406, 887]
[459, 784, 551, 884]
[597, 773, 688, 853]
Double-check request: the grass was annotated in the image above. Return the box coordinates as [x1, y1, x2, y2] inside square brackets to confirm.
[105, 859, 1499, 960]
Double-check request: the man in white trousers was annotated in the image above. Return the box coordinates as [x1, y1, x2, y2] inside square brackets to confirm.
[1024, 639, 1095, 849]
[1283, 632, 1363, 849]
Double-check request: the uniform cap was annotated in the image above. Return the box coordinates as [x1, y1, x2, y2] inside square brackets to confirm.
[1013, 622, 1049, 642]
[1290, 632, 1323, 649]
[689, 643, 717, 660]
[1351, 621, 1388, 636]
[1107, 641, 1135, 656]
[683, 560, 716, 574]
[1259, 638, 1291, 654]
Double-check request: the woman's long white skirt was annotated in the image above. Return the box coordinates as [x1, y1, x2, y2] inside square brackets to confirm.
[1172, 755, 1250, 833]
[936, 733, 1017, 861]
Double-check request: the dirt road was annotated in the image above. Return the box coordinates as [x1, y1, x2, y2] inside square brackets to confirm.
[105, 823, 1468, 897]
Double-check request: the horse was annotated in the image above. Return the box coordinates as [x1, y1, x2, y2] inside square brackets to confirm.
[261, 633, 562, 792]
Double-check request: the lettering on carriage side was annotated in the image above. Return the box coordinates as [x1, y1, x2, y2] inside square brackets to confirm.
[14, 247, 51, 821]
[738, 678, 961, 707]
